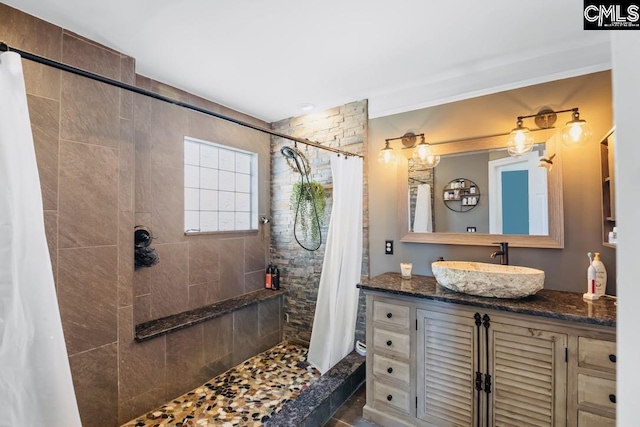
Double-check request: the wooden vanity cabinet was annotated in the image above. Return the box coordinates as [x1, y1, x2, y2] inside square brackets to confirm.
[569, 335, 617, 426]
[363, 293, 616, 427]
[367, 298, 414, 420]
[416, 303, 567, 427]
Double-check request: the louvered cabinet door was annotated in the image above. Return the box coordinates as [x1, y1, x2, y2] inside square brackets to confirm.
[489, 322, 567, 427]
[417, 309, 478, 427]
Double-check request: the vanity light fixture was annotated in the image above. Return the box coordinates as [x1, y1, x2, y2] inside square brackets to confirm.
[382, 106, 591, 165]
[378, 140, 396, 164]
[412, 135, 441, 168]
[380, 132, 439, 168]
[508, 107, 593, 157]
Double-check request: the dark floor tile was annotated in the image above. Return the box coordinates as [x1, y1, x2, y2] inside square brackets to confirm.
[330, 394, 366, 426]
[324, 384, 382, 427]
[351, 419, 382, 427]
[353, 384, 367, 401]
[323, 419, 350, 427]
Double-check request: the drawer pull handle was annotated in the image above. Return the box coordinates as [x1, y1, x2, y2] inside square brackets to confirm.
[386, 312, 393, 318]
[387, 367, 393, 374]
[609, 394, 616, 404]
[387, 394, 393, 401]
[609, 354, 617, 363]
[386, 340, 393, 346]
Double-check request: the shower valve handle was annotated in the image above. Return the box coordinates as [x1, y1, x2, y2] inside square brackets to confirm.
[386, 340, 392, 346]
[386, 312, 392, 318]
[387, 367, 393, 374]
[387, 395, 393, 402]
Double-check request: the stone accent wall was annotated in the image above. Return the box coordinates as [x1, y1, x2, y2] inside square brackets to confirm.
[270, 101, 369, 345]
[0, 5, 279, 425]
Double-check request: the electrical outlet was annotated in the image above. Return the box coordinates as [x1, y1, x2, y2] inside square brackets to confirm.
[385, 240, 393, 255]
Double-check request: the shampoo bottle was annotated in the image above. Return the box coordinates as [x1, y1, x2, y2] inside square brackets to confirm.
[592, 252, 607, 296]
[265, 264, 273, 289]
[272, 265, 280, 290]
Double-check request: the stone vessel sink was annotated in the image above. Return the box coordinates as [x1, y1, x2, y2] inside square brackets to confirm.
[431, 261, 544, 299]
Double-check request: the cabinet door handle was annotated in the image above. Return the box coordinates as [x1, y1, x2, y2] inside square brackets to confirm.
[386, 340, 393, 346]
[609, 354, 617, 363]
[387, 394, 393, 401]
[387, 367, 393, 374]
[386, 312, 393, 318]
[609, 394, 616, 404]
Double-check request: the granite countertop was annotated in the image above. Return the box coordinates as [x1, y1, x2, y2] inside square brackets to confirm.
[135, 289, 286, 341]
[358, 273, 616, 327]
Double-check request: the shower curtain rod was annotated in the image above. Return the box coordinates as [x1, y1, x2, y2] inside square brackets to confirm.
[0, 42, 362, 158]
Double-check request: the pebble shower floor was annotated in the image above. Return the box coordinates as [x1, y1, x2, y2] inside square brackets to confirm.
[121, 342, 321, 427]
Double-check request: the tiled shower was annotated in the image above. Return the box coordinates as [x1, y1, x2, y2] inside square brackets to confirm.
[0, 3, 368, 426]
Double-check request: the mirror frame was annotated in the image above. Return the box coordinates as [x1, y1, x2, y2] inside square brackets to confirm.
[398, 132, 564, 248]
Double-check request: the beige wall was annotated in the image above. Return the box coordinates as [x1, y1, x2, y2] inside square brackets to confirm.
[0, 4, 279, 426]
[369, 71, 616, 294]
[132, 75, 272, 324]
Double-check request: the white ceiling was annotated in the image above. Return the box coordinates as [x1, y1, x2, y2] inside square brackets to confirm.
[4, 0, 611, 122]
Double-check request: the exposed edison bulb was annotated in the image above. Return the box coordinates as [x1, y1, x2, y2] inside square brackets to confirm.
[507, 120, 534, 157]
[378, 142, 396, 164]
[412, 138, 440, 168]
[561, 112, 593, 147]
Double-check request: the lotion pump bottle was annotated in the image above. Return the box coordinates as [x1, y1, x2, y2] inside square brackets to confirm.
[583, 252, 598, 300]
[592, 252, 607, 296]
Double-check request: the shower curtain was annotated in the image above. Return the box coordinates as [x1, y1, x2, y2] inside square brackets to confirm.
[308, 154, 363, 374]
[413, 183, 432, 232]
[0, 51, 81, 426]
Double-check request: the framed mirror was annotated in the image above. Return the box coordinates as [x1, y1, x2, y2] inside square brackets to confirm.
[398, 132, 564, 248]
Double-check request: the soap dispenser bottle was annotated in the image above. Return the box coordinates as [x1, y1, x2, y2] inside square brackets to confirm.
[592, 252, 607, 296]
[583, 252, 598, 300]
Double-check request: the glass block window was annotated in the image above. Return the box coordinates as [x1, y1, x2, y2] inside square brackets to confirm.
[184, 137, 258, 233]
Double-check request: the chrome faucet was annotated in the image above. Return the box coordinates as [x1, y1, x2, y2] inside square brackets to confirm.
[490, 242, 509, 265]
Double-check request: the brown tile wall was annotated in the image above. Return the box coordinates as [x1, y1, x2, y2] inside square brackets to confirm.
[270, 102, 370, 345]
[0, 4, 280, 425]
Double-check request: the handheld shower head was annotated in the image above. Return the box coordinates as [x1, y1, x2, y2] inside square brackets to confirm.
[281, 146, 297, 159]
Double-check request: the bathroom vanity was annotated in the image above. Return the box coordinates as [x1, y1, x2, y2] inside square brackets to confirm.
[359, 273, 616, 427]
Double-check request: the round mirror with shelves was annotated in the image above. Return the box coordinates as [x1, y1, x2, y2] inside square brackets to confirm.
[442, 178, 480, 212]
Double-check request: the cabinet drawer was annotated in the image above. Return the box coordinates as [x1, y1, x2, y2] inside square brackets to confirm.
[373, 328, 410, 359]
[577, 374, 616, 411]
[373, 300, 410, 329]
[372, 380, 411, 414]
[373, 354, 410, 385]
[579, 337, 616, 373]
[578, 410, 615, 427]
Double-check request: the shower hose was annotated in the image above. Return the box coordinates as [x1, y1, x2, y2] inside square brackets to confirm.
[281, 146, 322, 251]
